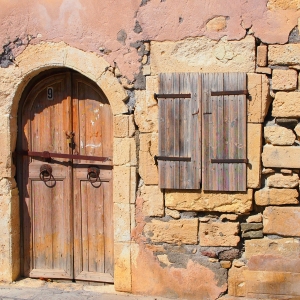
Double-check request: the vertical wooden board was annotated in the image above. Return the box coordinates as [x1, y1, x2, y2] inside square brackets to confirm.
[173, 74, 180, 188]
[103, 179, 114, 276]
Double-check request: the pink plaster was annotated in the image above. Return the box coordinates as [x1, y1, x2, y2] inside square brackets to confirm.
[0, 0, 299, 79]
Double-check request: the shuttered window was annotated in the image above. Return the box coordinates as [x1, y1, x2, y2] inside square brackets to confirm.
[157, 72, 247, 192]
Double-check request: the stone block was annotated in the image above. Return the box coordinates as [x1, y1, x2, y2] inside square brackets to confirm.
[134, 79, 158, 133]
[206, 16, 227, 32]
[295, 123, 300, 138]
[255, 188, 299, 206]
[113, 115, 135, 138]
[150, 35, 255, 75]
[220, 214, 238, 221]
[257, 45, 268, 67]
[200, 222, 240, 247]
[269, 44, 300, 65]
[113, 166, 130, 203]
[139, 133, 158, 185]
[140, 185, 164, 217]
[241, 223, 263, 232]
[267, 0, 299, 10]
[272, 69, 297, 91]
[113, 138, 136, 166]
[267, 173, 299, 188]
[247, 123, 262, 189]
[264, 125, 295, 145]
[245, 238, 300, 259]
[97, 71, 128, 115]
[114, 242, 132, 292]
[114, 203, 131, 242]
[246, 213, 262, 223]
[242, 231, 263, 238]
[262, 145, 300, 168]
[219, 249, 240, 261]
[144, 219, 198, 244]
[263, 206, 300, 236]
[247, 74, 271, 123]
[228, 265, 248, 297]
[130, 167, 137, 204]
[220, 261, 232, 269]
[245, 270, 300, 298]
[165, 208, 180, 219]
[165, 189, 253, 214]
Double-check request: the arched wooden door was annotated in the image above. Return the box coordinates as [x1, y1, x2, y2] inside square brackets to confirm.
[18, 71, 114, 283]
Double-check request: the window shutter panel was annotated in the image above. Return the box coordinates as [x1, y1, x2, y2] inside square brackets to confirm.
[158, 73, 201, 189]
[202, 72, 247, 192]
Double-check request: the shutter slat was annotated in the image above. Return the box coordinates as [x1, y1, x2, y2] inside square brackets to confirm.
[203, 72, 247, 192]
[158, 73, 201, 189]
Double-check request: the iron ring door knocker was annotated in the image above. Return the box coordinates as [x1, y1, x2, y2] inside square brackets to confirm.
[40, 164, 56, 187]
[87, 166, 101, 188]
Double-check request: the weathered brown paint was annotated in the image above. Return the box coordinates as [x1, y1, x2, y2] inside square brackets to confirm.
[19, 71, 113, 282]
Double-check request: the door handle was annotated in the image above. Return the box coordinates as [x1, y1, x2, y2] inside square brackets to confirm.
[87, 166, 101, 187]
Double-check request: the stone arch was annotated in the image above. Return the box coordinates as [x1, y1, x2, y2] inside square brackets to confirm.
[0, 42, 133, 291]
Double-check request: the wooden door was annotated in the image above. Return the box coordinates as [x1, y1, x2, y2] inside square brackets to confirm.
[19, 71, 114, 283]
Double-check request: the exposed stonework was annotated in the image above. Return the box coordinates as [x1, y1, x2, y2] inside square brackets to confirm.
[266, 173, 299, 188]
[247, 73, 271, 123]
[263, 206, 300, 236]
[144, 219, 198, 244]
[256, 45, 268, 67]
[247, 123, 262, 188]
[264, 125, 296, 145]
[199, 222, 240, 247]
[150, 36, 255, 75]
[165, 190, 253, 213]
[255, 188, 299, 206]
[206, 16, 227, 32]
[113, 138, 136, 166]
[262, 145, 300, 168]
[273, 92, 300, 117]
[113, 115, 135, 138]
[269, 44, 300, 66]
[134, 77, 158, 133]
[272, 69, 298, 90]
[165, 208, 180, 219]
[267, 0, 299, 10]
[140, 185, 164, 217]
[139, 133, 158, 185]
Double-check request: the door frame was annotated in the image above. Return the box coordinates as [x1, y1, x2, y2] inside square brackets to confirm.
[3, 43, 135, 292]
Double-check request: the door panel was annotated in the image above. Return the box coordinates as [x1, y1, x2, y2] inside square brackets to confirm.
[72, 74, 114, 282]
[20, 71, 113, 282]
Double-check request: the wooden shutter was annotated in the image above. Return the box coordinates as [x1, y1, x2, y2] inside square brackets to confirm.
[202, 72, 247, 191]
[158, 73, 201, 189]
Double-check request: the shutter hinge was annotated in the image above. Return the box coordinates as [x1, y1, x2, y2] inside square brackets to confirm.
[154, 155, 191, 165]
[211, 90, 248, 96]
[211, 158, 248, 163]
[154, 93, 191, 100]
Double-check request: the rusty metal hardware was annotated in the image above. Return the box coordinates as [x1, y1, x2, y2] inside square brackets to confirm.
[154, 155, 191, 165]
[154, 93, 191, 100]
[19, 151, 111, 162]
[65, 131, 75, 148]
[211, 159, 248, 163]
[211, 90, 248, 96]
[40, 164, 53, 182]
[87, 166, 101, 187]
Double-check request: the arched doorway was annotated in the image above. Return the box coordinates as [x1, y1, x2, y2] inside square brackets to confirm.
[17, 69, 114, 283]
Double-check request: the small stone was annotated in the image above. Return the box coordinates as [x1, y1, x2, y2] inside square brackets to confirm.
[273, 92, 300, 118]
[276, 118, 299, 129]
[262, 168, 275, 175]
[242, 230, 263, 238]
[267, 173, 299, 188]
[144, 42, 150, 53]
[241, 223, 263, 232]
[257, 45, 268, 67]
[142, 55, 148, 64]
[295, 123, 300, 138]
[201, 250, 217, 258]
[281, 169, 292, 174]
[220, 214, 238, 222]
[272, 69, 298, 91]
[256, 67, 272, 74]
[192, 248, 197, 254]
[206, 16, 227, 32]
[209, 258, 219, 263]
[264, 125, 295, 146]
[114, 67, 121, 77]
[219, 249, 240, 261]
[233, 260, 245, 268]
[120, 77, 134, 89]
[220, 261, 232, 269]
[142, 65, 151, 76]
[199, 217, 210, 223]
[165, 208, 180, 219]
[246, 213, 262, 223]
